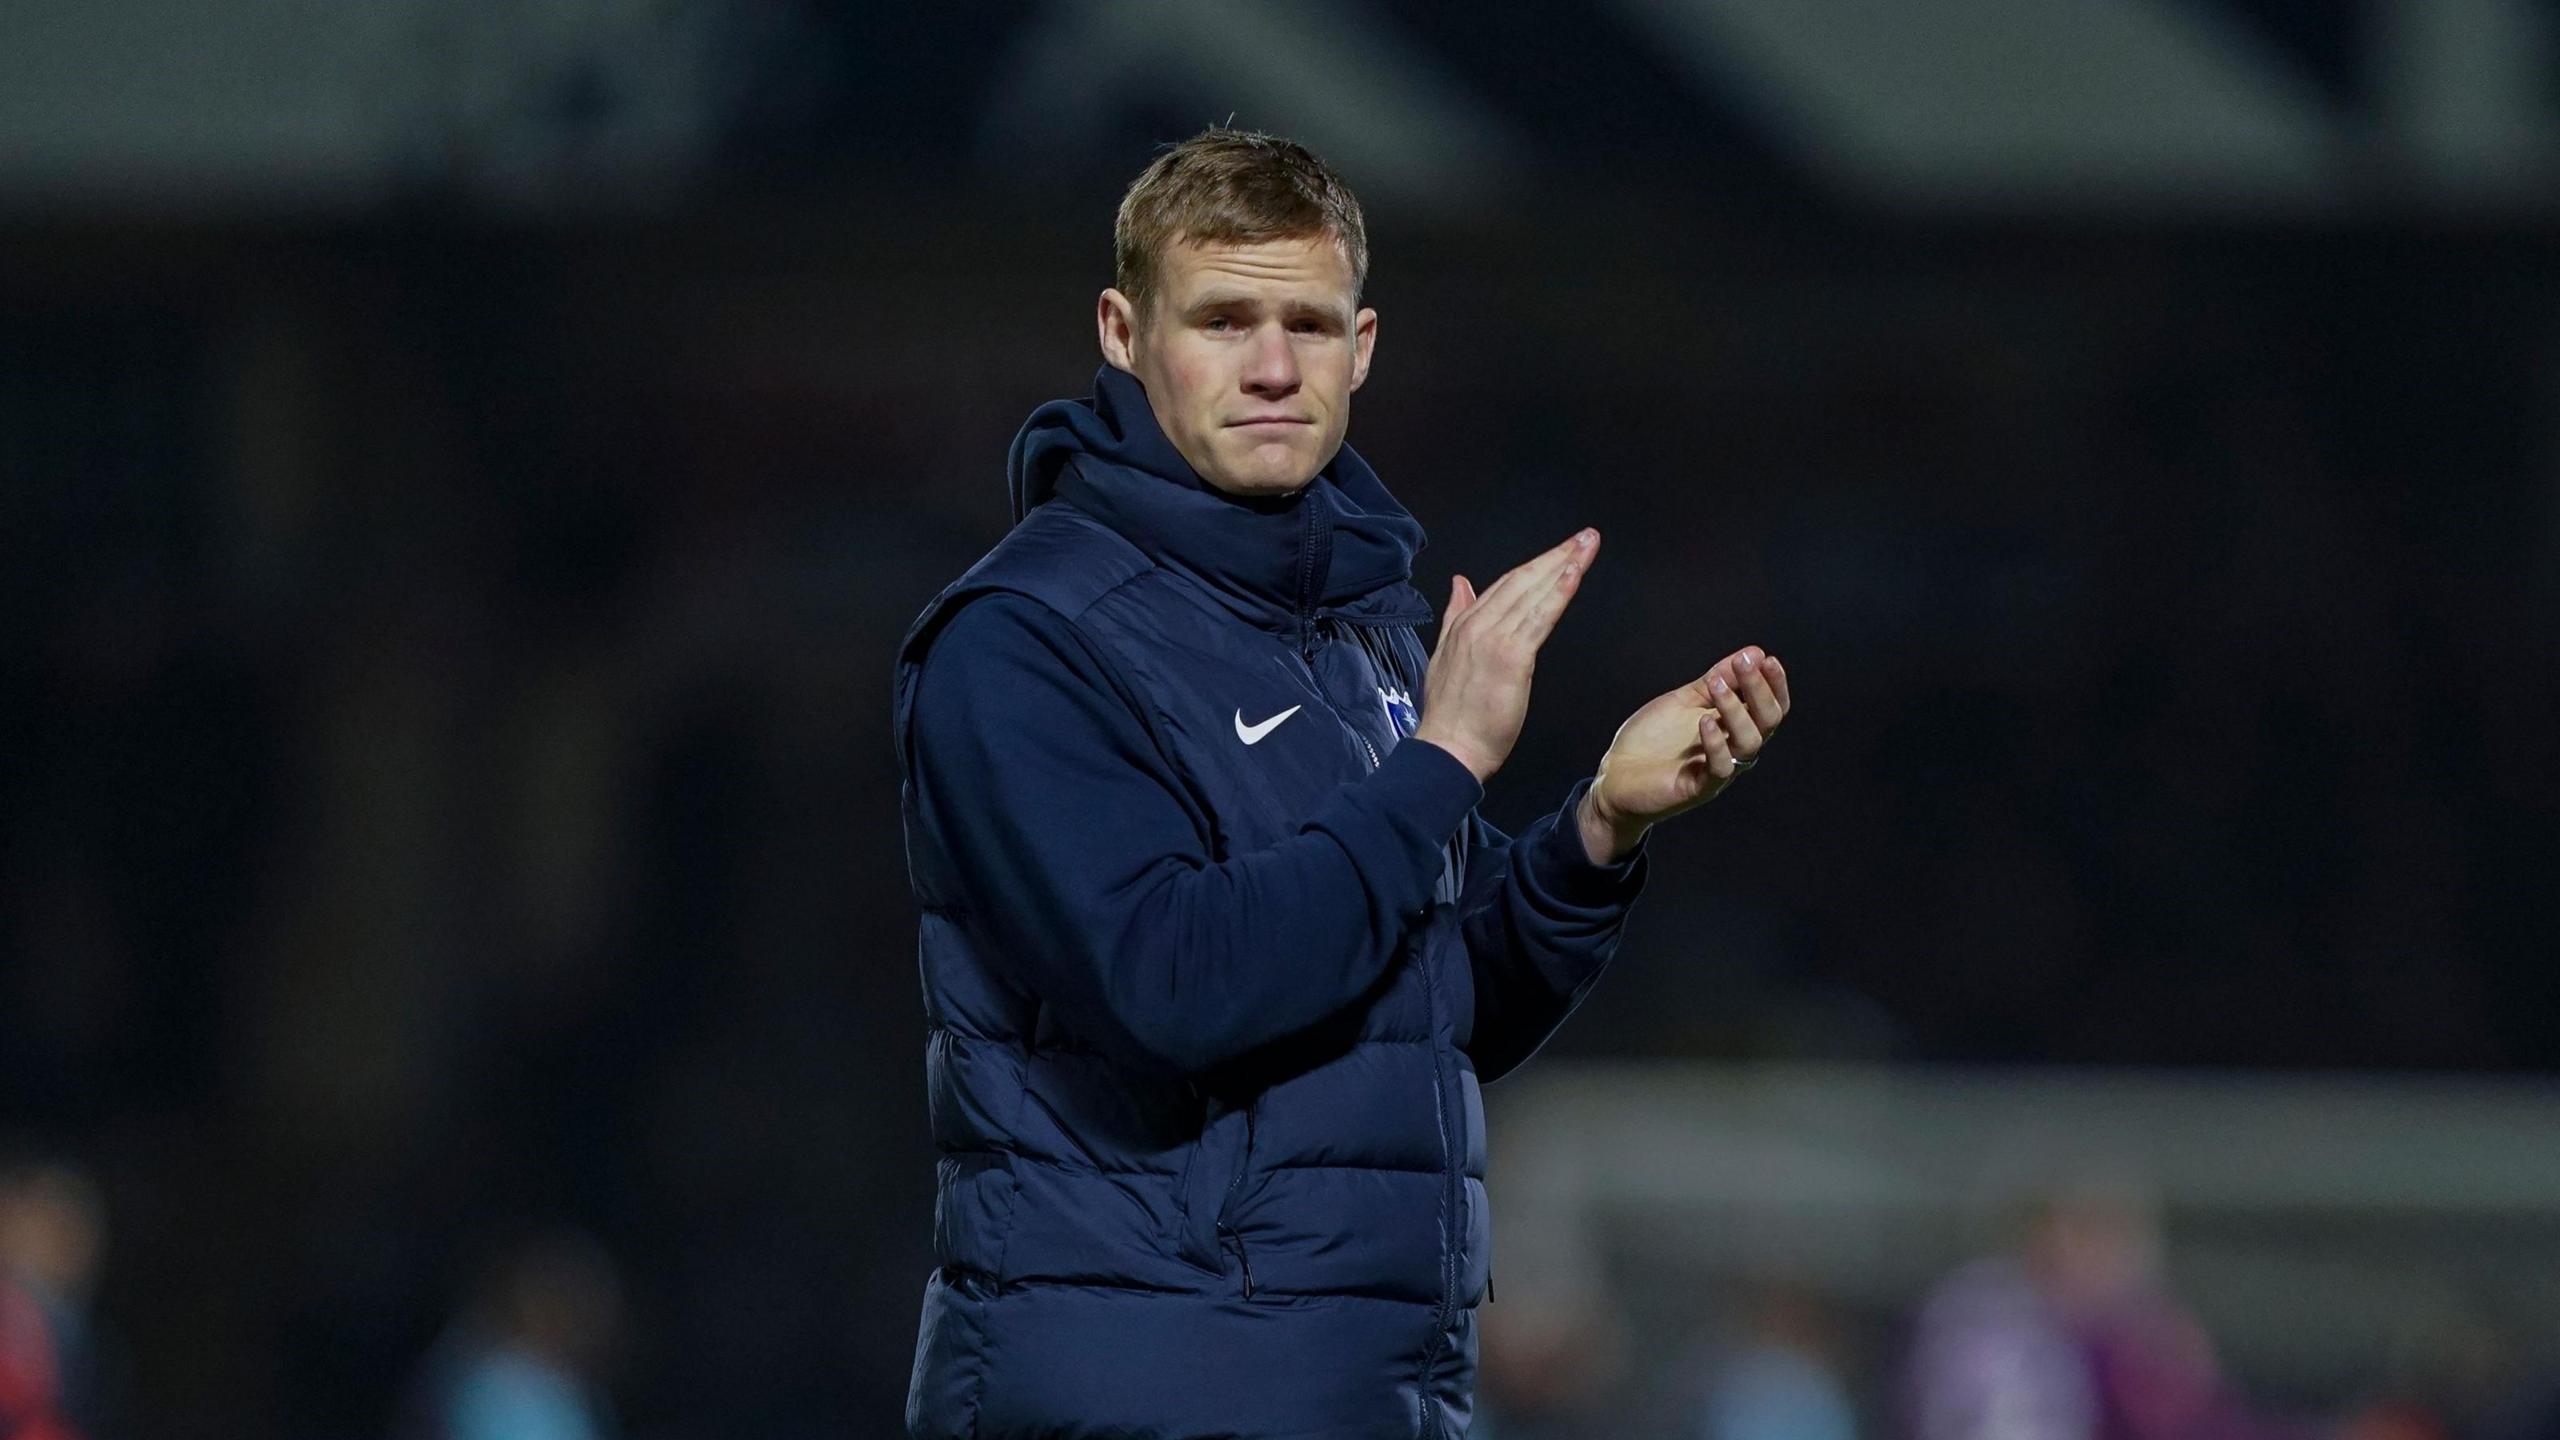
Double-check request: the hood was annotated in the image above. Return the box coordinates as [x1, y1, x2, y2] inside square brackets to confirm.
[1004, 364, 1432, 634]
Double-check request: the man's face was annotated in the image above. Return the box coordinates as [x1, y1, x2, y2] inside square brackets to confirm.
[1098, 233, 1377, 498]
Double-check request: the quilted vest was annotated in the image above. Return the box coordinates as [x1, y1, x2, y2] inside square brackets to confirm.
[893, 485, 1493, 1438]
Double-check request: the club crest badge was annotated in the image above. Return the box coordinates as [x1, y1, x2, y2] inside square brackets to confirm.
[1378, 684, 1419, 737]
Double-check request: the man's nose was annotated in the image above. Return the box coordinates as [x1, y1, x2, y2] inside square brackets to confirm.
[1241, 324, 1300, 397]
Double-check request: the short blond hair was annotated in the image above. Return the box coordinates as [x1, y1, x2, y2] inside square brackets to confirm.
[1114, 127, 1370, 313]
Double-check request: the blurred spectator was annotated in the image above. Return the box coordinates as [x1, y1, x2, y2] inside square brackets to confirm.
[0, 1156, 106, 1440]
[1475, 1290, 1633, 1439]
[1902, 1178, 2310, 1440]
[1694, 1281, 1861, 1440]
[391, 1230, 622, 1440]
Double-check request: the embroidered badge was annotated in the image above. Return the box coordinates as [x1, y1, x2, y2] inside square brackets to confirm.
[1377, 684, 1419, 737]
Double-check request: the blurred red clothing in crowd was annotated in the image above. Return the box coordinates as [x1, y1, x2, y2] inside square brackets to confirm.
[0, 1275, 76, 1440]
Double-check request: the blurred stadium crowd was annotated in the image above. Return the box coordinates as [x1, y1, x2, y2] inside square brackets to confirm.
[5, 2, 2560, 1437]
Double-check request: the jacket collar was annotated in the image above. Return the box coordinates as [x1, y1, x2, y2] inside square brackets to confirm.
[1005, 365, 1433, 635]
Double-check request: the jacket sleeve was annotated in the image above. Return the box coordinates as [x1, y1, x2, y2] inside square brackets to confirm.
[908, 593, 1485, 1077]
[1457, 776, 1648, 1083]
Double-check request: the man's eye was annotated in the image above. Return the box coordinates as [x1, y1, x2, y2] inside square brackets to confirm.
[1204, 317, 1234, 332]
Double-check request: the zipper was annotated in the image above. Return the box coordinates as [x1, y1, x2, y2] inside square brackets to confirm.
[1217, 1102, 1258, 1298]
[1293, 500, 1322, 662]
[1295, 617, 1382, 774]
[1412, 947, 1461, 1428]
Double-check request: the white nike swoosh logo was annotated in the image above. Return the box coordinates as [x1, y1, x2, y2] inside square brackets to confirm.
[1234, 705, 1302, 745]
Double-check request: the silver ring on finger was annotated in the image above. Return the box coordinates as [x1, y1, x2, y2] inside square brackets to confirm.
[1730, 750, 1758, 772]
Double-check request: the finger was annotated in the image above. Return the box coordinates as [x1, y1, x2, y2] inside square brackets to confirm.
[1444, 574, 1476, 628]
[1700, 710, 1737, 782]
[1691, 649, 1745, 703]
[1480, 529, 1591, 624]
[1470, 529, 1594, 629]
[1504, 531, 1599, 644]
[1710, 672, 1764, 757]
[1735, 652, 1784, 732]
[1762, 653, 1791, 712]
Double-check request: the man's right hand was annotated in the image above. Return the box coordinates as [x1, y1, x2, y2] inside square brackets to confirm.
[1410, 528, 1599, 783]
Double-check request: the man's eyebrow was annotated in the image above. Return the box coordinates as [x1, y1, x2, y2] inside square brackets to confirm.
[1184, 292, 1351, 322]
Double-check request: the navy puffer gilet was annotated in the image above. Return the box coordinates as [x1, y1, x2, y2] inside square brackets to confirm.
[893, 367, 1644, 1438]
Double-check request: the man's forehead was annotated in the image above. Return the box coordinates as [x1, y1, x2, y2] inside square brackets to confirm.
[1162, 234, 1356, 304]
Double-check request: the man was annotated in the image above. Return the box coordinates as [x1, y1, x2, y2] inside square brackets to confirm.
[0, 1156, 105, 1440]
[1903, 1182, 2314, 1440]
[391, 1229, 622, 1440]
[893, 128, 1792, 1439]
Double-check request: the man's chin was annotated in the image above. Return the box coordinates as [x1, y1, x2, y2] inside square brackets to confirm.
[1202, 456, 1319, 498]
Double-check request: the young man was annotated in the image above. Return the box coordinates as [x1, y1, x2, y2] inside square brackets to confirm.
[892, 128, 1792, 1439]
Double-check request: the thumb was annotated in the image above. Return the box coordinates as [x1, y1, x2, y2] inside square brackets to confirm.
[1447, 573, 1476, 624]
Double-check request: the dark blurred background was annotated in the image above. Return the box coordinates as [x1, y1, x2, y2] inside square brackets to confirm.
[3, 3, 2559, 1438]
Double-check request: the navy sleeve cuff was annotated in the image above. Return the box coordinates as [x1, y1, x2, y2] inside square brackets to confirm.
[1378, 738, 1488, 843]
[1525, 776, 1649, 909]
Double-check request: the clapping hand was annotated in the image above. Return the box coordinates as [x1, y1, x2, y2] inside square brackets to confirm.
[1577, 646, 1792, 862]
[1410, 529, 1598, 784]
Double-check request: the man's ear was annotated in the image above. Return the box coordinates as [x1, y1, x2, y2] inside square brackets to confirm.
[1349, 306, 1378, 393]
[1098, 288, 1141, 373]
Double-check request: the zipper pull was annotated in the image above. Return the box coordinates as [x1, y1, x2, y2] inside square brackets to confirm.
[1218, 1223, 1256, 1299]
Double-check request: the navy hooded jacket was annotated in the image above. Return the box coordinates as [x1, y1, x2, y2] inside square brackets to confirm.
[893, 365, 1649, 1438]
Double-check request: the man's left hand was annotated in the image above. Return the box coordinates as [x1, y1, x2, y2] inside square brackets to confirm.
[1576, 646, 1791, 863]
